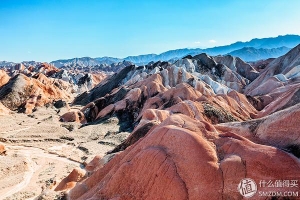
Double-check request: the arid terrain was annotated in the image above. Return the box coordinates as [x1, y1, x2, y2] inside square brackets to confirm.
[0, 105, 130, 200]
[1, 42, 300, 200]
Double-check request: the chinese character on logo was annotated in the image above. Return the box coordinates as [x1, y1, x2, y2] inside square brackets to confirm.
[238, 178, 257, 198]
[267, 180, 275, 187]
[283, 180, 290, 187]
[274, 180, 283, 188]
[290, 180, 298, 188]
[259, 180, 267, 187]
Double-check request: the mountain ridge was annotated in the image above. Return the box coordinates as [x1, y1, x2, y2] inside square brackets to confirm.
[54, 34, 300, 66]
[1, 34, 300, 68]
[226, 46, 291, 61]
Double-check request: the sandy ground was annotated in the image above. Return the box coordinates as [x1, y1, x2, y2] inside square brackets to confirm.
[0, 106, 130, 200]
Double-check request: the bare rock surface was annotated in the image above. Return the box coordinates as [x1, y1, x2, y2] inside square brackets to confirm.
[68, 115, 300, 200]
[2, 47, 300, 199]
[56, 47, 300, 199]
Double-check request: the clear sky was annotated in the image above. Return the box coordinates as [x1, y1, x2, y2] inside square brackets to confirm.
[0, 0, 300, 62]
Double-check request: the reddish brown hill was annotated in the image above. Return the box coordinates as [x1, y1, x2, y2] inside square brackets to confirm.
[38, 62, 60, 76]
[244, 44, 300, 116]
[65, 114, 300, 200]
[61, 69, 257, 125]
[0, 73, 72, 113]
[55, 50, 300, 199]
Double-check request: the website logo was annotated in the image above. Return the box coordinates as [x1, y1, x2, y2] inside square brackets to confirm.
[238, 178, 257, 198]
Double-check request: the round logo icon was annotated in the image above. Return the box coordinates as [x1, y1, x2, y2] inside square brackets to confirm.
[238, 178, 257, 198]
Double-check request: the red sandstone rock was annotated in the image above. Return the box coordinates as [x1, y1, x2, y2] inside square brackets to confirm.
[38, 62, 60, 76]
[55, 168, 86, 191]
[64, 114, 300, 200]
[62, 69, 257, 125]
[14, 63, 25, 71]
[217, 132, 300, 199]
[254, 83, 300, 118]
[60, 109, 86, 124]
[69, 115, 223, 200]
[0, 69, 10, 87]
[54, 51, 300, 200]
[0, 73, 72, 113]
[245, 44, 300, 96]
[249, 58, 275, 72]
[216, 103, 300, 150]
[91, 72, 107, 87]
[96, 104, 115, 119]
[85, 155, 104, 172]
[0, 143, 6, 155]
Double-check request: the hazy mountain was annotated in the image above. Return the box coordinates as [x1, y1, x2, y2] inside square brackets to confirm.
[94, 57, 123, 65]
[0, 61, 16, 68]
[123, 49, 203, 64]
[202, 34, 300, 55]
[226, 46, 291, 61]
[124, 35, 300, 64]
[51, 57, 126, 69]
[50, 57, 101, 68]
[123, 54, 157, 64]
[0, 61, 42, 69]
[50, 35, 300, 67]
[3, 34, 300, 68]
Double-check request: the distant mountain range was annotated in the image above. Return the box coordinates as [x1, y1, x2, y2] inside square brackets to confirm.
[227, 46, 291, 61]
[1, 34, 300, 68]
[51, 34, 300, 66]
[118, 34, 300, 64]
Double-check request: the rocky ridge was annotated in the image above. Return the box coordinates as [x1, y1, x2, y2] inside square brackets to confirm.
[1, 44, 300, 199]
[54, 45, 300, 199]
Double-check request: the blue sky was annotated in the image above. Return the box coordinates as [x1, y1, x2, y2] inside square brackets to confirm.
[0, 0, 300, 62]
